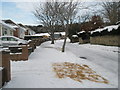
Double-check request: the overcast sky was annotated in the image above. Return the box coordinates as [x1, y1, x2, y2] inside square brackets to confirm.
[0, 0, 110, 26]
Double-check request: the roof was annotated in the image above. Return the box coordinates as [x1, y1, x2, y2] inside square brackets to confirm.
[2, 19, 19, 28]
[18, 24, 27, 31]
[18, 24, 26, 28]
[0, 20, 15, 30]
[60, 32, 65, 35]
[54, 32, 65, 35]
[33, 33, 50, 36]
[72, 35, 78, 37]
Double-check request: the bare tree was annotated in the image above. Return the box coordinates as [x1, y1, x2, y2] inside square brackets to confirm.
[33, 2, 59, 44]
[57, 1, 80, 52]
[101, 1, 120, 25]
[33, 1, 80, 52]
[77, 12, 91, 24]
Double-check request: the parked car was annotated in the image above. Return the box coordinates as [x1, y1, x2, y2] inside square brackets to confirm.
[0, 36, 28, 46]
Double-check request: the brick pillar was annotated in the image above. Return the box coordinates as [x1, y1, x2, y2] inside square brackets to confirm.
[0, 68, 2, 88]
[21, 45, 28, 60]
[0, 50, 11, 83]
[0, 51, 2, 88]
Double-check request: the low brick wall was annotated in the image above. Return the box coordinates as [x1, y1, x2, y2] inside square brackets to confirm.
[10, 45, 28, 61]
[90, 35, 120, 46]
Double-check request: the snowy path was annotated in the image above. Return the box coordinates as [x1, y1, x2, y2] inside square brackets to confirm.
[4, 40, 118, 88]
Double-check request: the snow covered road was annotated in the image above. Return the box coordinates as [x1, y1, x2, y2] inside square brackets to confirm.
[66, 43, 118, 74]
[4, 39, 118, 88]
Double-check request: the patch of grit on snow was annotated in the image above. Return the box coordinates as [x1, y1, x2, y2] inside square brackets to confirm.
[52, 62, 109, 84]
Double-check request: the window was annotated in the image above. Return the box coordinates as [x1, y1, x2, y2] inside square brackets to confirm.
[2, 37, 8, 41]
[10, 31, 13, 35]
[4, 31, 7, 34]
[8, 37, 18, 41]
[3, 28, 8, 35]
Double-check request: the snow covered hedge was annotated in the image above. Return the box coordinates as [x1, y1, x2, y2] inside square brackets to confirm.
[71, 35, 79, 43]
[91, 24, 120, 37]
[77, 31, 90, 44]
[90, 24, 120, 46]
[77, 31, 90, 40]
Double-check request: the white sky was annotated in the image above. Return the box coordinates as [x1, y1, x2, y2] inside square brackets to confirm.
[1, 0, 119, 25]
[1, 0, 120, 2]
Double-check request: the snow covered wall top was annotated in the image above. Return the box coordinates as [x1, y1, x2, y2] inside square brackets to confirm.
[90, 24, 120, 37]
[91, 25, 119, 34]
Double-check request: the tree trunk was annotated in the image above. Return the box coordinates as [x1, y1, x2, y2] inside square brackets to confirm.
[62, 33, 67, 52]
[51, 31, 54, 44]
[62, 24, 68, 52]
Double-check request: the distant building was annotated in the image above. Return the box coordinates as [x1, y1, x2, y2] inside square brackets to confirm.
[2, 19, 25, 38]
[18, 24, 35, 36]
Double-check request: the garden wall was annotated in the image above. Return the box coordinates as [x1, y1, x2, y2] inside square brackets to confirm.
[90, 35, 120, 46]
[79, 38, 90, 44]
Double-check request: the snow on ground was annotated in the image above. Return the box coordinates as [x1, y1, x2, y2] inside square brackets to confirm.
[4, 39, 118, 88]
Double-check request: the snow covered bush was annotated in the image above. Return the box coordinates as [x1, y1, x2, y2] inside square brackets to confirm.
[91, 25, 120, 37]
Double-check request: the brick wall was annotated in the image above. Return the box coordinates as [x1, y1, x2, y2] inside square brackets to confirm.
[10, 45, 28, 61]
[0, 69, 2, 88]
[13, 28, 19, 38]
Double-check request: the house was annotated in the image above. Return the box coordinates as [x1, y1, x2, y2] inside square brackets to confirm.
[18, 23, 28, 39]
[2, 20, 27, 39]
[53, 32, 65, 40]
[0, 20, 15, 36]
[26, 28, 35, 35]
[53, 32, 62, 39]
[2, 20, 20, 38]
[19, 24, 35, 36]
